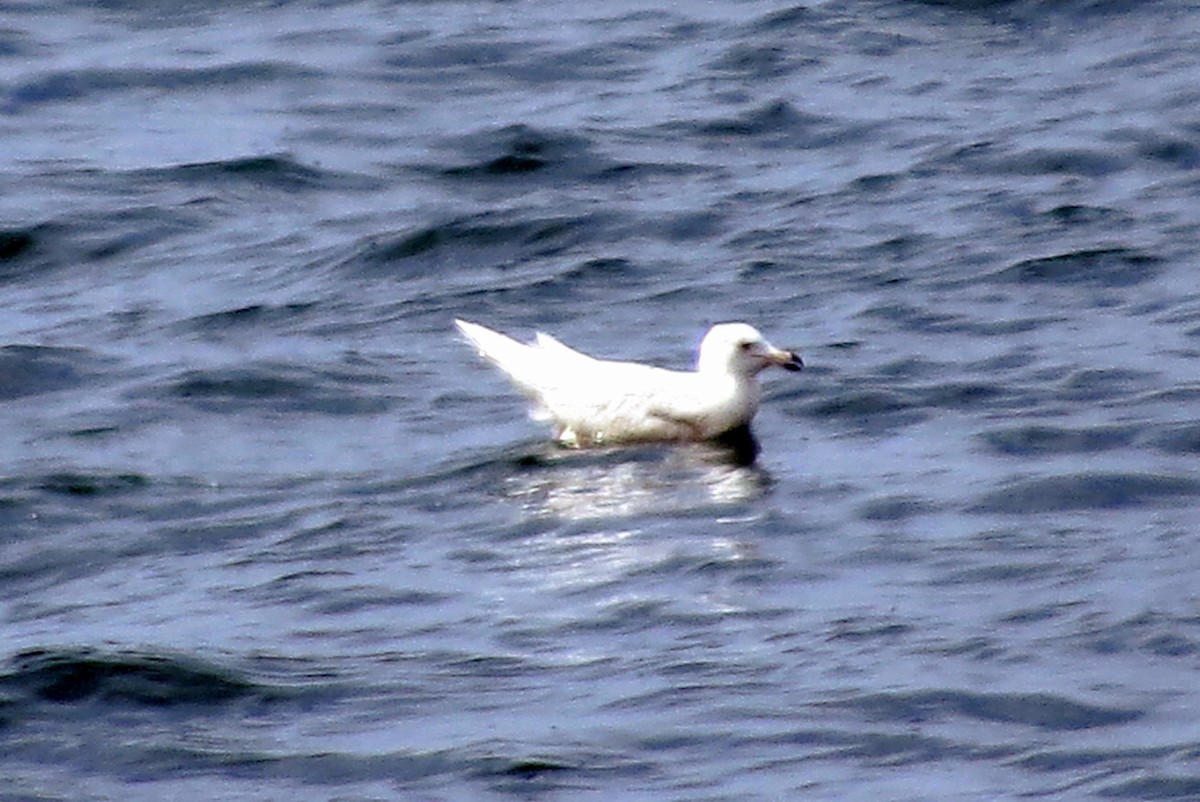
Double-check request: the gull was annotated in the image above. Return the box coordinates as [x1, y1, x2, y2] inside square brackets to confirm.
[454, 319, 802, 453]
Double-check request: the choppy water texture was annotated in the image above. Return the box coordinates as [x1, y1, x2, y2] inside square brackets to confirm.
[3, 0, 1200, 799]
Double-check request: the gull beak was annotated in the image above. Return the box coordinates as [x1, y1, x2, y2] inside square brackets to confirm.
[763, 345, 801, 374]
[770, 348, 804, 372]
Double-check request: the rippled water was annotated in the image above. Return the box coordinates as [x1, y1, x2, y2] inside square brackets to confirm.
[4, 0, 1200, 799]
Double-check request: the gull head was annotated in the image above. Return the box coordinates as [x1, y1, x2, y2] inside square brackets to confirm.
[697, 323, 804, 378]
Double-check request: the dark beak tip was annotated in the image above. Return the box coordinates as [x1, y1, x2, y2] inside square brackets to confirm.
[784, 354, 804, 372]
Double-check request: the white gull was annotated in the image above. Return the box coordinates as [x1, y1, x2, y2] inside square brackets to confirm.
[454, 319, 802, 450]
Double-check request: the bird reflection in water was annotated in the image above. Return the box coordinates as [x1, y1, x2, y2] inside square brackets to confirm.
[503, 434, 770, 523]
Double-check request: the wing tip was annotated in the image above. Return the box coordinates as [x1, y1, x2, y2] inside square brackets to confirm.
[454, 318, 493, 349]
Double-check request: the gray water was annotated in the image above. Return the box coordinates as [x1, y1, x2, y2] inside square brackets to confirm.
[3, 0, 1200, 799]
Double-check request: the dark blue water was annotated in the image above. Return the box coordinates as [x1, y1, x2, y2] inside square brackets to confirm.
[3, 0, 1200, 799]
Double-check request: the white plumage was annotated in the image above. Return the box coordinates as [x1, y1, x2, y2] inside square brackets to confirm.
[454, 319, 802, 448]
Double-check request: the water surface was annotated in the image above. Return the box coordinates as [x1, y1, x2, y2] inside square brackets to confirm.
[3, 0, 1200, 799]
